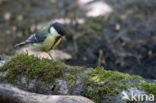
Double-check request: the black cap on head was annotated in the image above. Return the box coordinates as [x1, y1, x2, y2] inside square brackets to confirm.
[49, 22, 65, 36]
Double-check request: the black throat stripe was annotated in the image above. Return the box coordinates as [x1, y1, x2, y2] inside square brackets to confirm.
[50, 36, 61, 50]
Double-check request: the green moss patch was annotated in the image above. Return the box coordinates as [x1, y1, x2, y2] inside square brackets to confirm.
[0, 54, 63, 83]
[0, 54, 86, 85]
[84, 67, 141, 102]
[139, 81, 156, 99]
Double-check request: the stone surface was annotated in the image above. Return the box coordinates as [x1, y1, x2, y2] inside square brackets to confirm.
[15, 45, 72, 61]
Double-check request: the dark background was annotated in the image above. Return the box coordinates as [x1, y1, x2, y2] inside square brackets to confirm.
[0, 0, 156, 79]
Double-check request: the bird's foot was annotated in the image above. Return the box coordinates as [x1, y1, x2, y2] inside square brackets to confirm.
[48, 53, 54, 61]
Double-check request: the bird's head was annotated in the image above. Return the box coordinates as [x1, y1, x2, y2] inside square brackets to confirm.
[48, 22, 66, 38]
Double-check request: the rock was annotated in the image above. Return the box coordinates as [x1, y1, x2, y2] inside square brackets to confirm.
[15, 45, 72, 61]
[0, 54, 155, 103]
[0, 55, 10, 67]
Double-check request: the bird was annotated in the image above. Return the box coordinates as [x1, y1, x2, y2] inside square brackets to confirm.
[14, 22, 66, 60]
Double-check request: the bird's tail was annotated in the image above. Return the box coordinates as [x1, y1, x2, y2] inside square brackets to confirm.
[14, 41, 30, 48]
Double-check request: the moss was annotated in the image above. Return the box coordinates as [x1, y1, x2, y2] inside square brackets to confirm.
[88, 67, 140, 82]
[1, 54, 155, 103]
[0, 54, 63, 83]
[0, 54, 86, 85]
[139, 81, 156, 99]
[84, 67, 141, 102]
[85, 85, 119, 102]
[63, 66, 87, 87]
[64, 75, 76, 87]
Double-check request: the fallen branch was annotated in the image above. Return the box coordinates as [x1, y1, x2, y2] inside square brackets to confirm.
[0, 84, 94, 103]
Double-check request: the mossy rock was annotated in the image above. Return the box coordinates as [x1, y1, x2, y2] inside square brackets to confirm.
[0, 54, 87, 82]
[0, 54, 155, 103]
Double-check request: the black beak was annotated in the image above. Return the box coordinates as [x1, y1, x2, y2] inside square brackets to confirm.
[61, 36, 66, 40]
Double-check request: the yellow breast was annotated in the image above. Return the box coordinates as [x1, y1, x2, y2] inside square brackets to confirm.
[34, 35, 61, 51]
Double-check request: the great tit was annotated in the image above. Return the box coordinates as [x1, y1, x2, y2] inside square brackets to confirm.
[14, 22, 66, 59]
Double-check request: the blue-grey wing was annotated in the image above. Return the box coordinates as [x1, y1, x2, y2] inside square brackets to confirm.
[14, 28, 48, 47]
[26, 33, 48, 43]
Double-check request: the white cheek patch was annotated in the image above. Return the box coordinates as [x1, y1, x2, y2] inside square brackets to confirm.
[50, 27, 59, 36]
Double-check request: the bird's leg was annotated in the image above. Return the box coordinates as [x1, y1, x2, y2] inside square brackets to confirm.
[26, 50, 29, 56]
[48, 51, 54, 61]
[35, 52, 40, 60]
